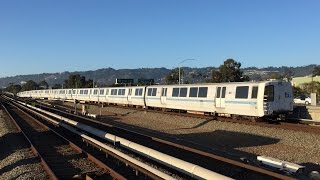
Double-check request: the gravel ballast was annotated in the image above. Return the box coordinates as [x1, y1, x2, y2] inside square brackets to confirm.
[67, 102, 320, 173]
[0, 109, 47, 179]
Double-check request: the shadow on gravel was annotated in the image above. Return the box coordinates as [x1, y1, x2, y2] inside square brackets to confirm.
[0, 156, 39, 175]
[175, 130, 280, 160]
[178, 119, 215, 129]
[99, 117, 281, 162]
[0, 132, 30, 161]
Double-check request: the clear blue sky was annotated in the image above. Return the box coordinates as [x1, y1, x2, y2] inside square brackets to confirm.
[0, 0, 319, 77]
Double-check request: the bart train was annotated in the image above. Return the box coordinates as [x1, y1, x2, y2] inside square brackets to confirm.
[17, 80, 293, 119]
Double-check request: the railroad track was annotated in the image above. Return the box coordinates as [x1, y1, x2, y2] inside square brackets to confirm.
[49, 99, 320, 135]
[3, 96, 232, 180]
[14, 98, 298, 180]
[1, 98, 143, 179]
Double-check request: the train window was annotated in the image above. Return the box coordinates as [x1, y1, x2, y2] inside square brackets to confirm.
[114, 89, 118, 95]
[106, 89, 109, 95]
[216, 87, 221, 98]
[73, 90, 76, 94]
[251, 86, 258, 99]
[121, 89, 126, 95]
[84, 90, 88, 94]
[93, 89, 98, 95]
[80, 90, 83, 95]
[100, 89, 105, 95]
[221, 87, 226, 98]
[235, 86, 249, 99]
[152, 88, 157, 96]
[189, 87, 198, 97]
[147, 88, 152, 96]
[172, 88, 179, 97]
[264, 85, 274, 102]
[161, 88, 167, 96]
[198, 87, 208, 98]
[135, 88, 143, 96]
[180, 88, 187, 97]
[111, 89, 115, 95]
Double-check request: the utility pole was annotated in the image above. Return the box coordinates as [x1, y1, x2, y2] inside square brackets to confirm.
[178, 59, 196, 84]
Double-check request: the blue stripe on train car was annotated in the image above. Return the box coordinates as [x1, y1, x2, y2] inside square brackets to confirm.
[166, 98, 215, 103]
[225, 101, 257, 105]
[165, 98, 257, 105]
[131, 97, 144, 99]
[146, 97, 160, 100]
[109, 96, 127, 98]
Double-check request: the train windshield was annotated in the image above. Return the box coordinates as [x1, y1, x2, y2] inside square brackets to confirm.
[264, 85, 274, 102]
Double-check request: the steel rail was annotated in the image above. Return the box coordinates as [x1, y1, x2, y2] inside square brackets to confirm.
[8, 96, 232, 180]
[2, 99, 126, 180]
[0, 101, 58, 180]
[23, 98, 298, 179]
[34, 99, 297, 180]
[4, 97, 177, 180]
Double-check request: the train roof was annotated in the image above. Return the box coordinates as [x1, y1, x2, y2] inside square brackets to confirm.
[19, 80, 290, 93]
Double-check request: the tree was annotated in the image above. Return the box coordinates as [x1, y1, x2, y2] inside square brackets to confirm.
[301, 81, 320, 95]
[283, 68, 294, 81]
[211, 70, 222, 83]
[52, 84, 62, 89]
[210, 59, 249, 83]
[21, 80, 39, 91]
[312, 65, 320, 77]
[5, 83, 22, 94]
[64, 74, 92, 88]
[85, 79, 94, 88]
[311, 65, 320, 93]
[38, 80, 49, 89]
[268, 72, 282, 80]
[165, 68, 184, 84]
[292, 86, 305, 98]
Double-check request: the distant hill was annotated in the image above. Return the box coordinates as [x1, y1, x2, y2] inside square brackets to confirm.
[0, 65, 318, 88]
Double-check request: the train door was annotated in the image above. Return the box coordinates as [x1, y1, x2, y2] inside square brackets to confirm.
[160, 87, 167, 104]
[215, 86, 226, 108]
[128, 88, 132, 103]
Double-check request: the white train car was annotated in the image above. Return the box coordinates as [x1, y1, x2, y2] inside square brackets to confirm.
[47, 90, 52, 99]
[146, 84, 215, 112]
[16, 80, 293, 119]
[57, 89, 67, 100]
[127, 86, 146, 107]
[145, 80, 293, 118]
[64, 89, 74, 100]
[98, 88, 109, 103]
[89, 88, 101, 102]
[76, 88, 91, 102]
[107, 87, 129, 105]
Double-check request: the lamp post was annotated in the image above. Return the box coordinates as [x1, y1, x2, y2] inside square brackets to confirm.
[178, 59, 196, 84]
